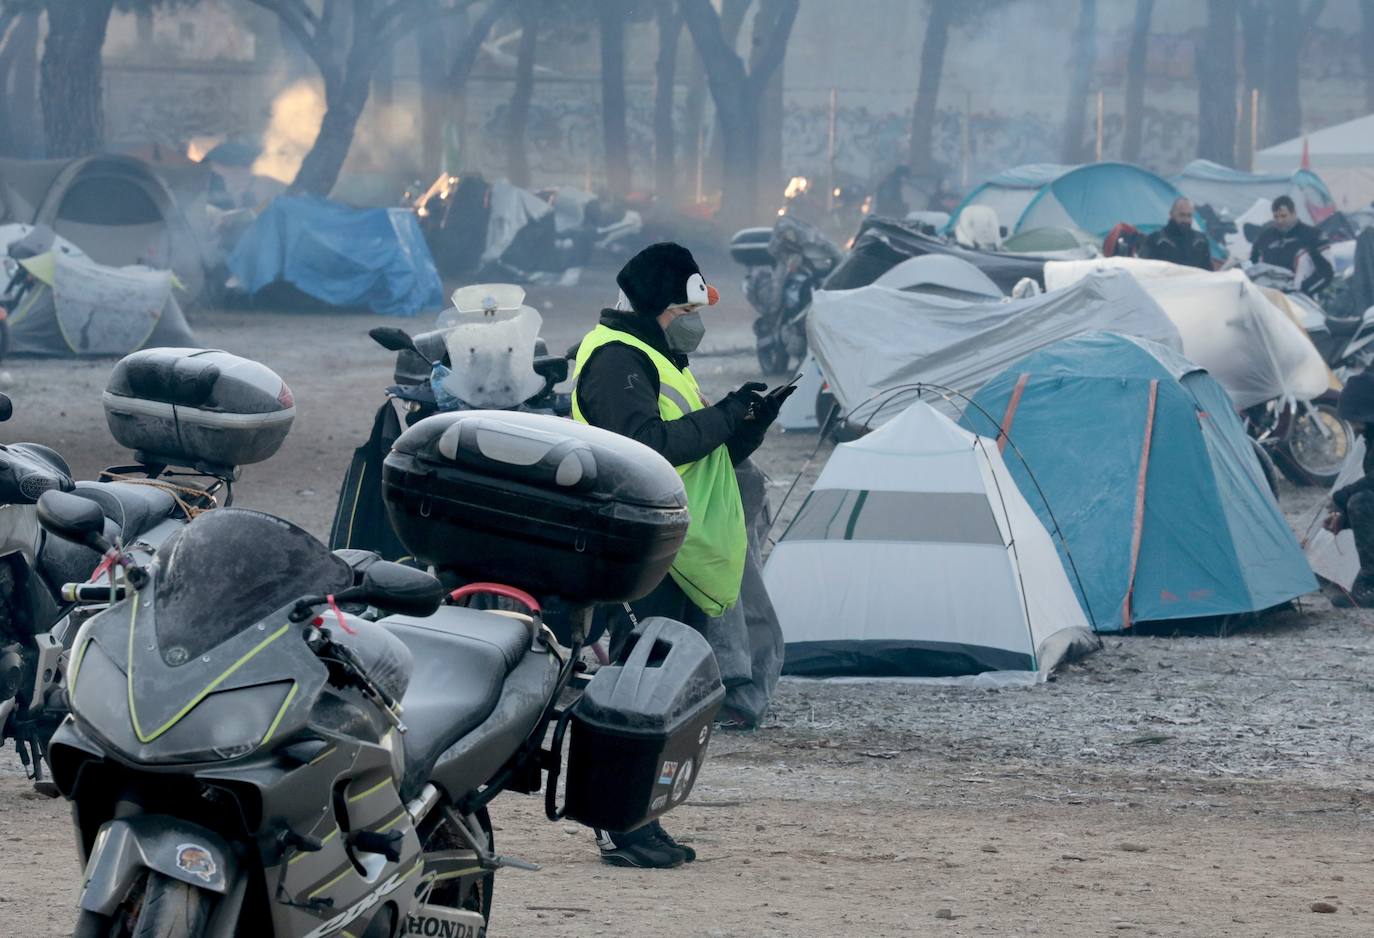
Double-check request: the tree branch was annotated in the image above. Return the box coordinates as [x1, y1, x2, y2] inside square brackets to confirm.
[448, 0, 512, 83]
[679, 0, 747, 91]
[745, 0, 797, 94]
[246, 0, 327, 72]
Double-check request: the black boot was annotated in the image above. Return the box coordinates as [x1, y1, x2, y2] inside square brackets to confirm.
[1333, 570, 1374, 608]
[596, 821, 688, 869]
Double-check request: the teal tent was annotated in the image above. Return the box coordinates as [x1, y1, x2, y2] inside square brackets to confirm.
[949, 162, 1185, 239]
[1171, 159, 1335, 223]
[962, 332, 1315, 632]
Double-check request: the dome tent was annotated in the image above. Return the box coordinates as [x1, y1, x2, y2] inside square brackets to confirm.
[0, 155, 209, 302]
[1172, 159, 1334, 224]
[963, 332, 1316, 631]
[765, 400, 1097, 679]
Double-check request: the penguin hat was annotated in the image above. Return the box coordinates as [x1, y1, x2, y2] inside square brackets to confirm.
[615, 242, 719, 317]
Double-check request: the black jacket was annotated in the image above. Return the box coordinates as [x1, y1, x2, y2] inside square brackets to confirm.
[573, 310, 761, 467]
[1249, 221, 1334, 295]
[1138, 224, 1211, 270]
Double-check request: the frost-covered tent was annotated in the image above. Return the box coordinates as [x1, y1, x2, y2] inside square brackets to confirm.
[766, 401, 1097, 678]
[0, 155, 209, 302]
[964, 333, 1317, 631]
[948, 162, 1186, 238]
[1044, 258, 1329, 410]
[1255, 115, 1374, 211]
[807, 269, 1182, 426]
[1172, 159, 1334, 223]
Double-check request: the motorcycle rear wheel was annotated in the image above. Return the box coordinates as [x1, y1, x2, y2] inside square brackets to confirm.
[72, 871, 213, 938]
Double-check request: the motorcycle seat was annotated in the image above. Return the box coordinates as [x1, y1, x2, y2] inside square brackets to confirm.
[383, 607, 532, 795]
[70, 481, 179, 542]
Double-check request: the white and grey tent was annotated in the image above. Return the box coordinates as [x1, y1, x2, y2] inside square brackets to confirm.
[808, 268, 1182, 427]
[765, 401, 1098, 679]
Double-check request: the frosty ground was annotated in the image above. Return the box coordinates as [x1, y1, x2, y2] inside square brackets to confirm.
[1, 275, 1372, 936]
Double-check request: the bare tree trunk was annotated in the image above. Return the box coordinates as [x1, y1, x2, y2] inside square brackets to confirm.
[416, 1, 448, 174]
[704, 0, 750, 197]
[681, 48, 706, 199]
[291, 73, 372, 196]
[906, 0, 956, 174]
[681, 0, 797, 228]
[1362, 0, 1374, 113]
[447, 0, 511, 172]
[1264, 0, 1324, 145]
[751, 0, 786, 206]
[1060, 0, 1097, 164]
[654, 1, 683, 204]
[1120, 0, 1154, 163]
[9, 11, 37, 158]
[599, 0, 631, 198]
[1237, 0, 1269, 169]
[1197, 0, 1237, 165]
[506, 11, 537, 188]
[40, 0, 116, 158]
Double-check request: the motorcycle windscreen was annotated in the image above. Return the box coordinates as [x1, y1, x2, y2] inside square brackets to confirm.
[152, 508, 351, 666]
[437, 305, 545, 408]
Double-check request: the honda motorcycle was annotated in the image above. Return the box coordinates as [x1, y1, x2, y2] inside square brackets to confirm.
[45, 407, 723, 938]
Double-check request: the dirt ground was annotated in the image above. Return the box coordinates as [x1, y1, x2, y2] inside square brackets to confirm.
[3, 272, 1374, 936]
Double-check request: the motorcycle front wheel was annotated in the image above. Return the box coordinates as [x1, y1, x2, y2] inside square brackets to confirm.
[419, 806, 495, 925]
[73, 871, 213, 938]
[1273, 399, 1353, 488]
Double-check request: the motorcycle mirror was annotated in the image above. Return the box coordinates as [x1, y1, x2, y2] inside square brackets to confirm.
[36, 490, 110, 553]
[337, 561, 446, 619]
[532, 355, 569, 386]
[369, 326, 418, 355]
[0, 394, 11, 422]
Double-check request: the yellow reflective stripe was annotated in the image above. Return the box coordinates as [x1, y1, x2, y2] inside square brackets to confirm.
[259, 682, 298, 745]
[347, 777, 392, 803]
[127, 601, 295, 744]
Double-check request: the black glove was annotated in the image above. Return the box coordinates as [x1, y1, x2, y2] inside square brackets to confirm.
[719, 381, 768, 423]
[752, 383, 798, 424]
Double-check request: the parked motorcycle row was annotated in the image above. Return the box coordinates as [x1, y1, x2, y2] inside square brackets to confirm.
[1, 295, 724, 937]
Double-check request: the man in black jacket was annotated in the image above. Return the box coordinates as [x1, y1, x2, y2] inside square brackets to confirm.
[1250, 194, 1334, 295]
[1323, 371, 1374, 607]
[1138, 198, 1211, 269]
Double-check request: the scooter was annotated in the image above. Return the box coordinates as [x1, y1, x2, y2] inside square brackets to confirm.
[44, 407, 722, 938]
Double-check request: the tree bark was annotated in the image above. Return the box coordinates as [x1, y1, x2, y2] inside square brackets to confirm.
[1060, 0, 1097, 164]
[681, 46, 706, 200]
[1362, 0, 1374, 113]
[1120, 0, 1154, 163]
[703, 0, 750, 198]
[290, 74, 373, 196]
[751, 0, 787, 204]
[505, 7, 537, 188]
[681, 0, 797, 226]
[1263, 0, 1324, 146]
[416, 0, 448, 173]
[907, 0, 956, 173]
[1197, 0, 1237, 165]
[40, 0, 116, 158]
[0, 10, 38, 158]
[599, 0, 631, 198]
[654, 1, 682, 204]
[1237, 0, 1269, 169]
[447, 0, 511, 172]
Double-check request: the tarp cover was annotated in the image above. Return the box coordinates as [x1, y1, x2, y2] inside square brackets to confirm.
[963, 332, 1317, 630]
[227, 195, 443, 316]
[1172, 159, 1334, 223]
[824, 217, 1046, 294]
[766, 400, 1097, 678]
[1044, 258, 1329, 409]
[807, 269, 1182, 426]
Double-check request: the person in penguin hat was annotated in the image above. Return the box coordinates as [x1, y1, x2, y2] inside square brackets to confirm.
[1324, 370, 1374, 607]
[570, 242, 794, 869]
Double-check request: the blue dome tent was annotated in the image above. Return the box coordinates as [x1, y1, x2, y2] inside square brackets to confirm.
[962, 332, 1315, 632]
[949, 162, 1186, 239]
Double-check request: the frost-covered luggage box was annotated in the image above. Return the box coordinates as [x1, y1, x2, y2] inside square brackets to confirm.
[102, 348, 295, 473]
[381, 410, 689, 604]
[562, 616, 725, 832]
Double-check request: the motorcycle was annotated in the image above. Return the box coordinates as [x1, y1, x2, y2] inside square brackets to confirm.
[43, 406, 722, 938]
[1, 350, 295, 788]
[730, 215, 842, 375]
